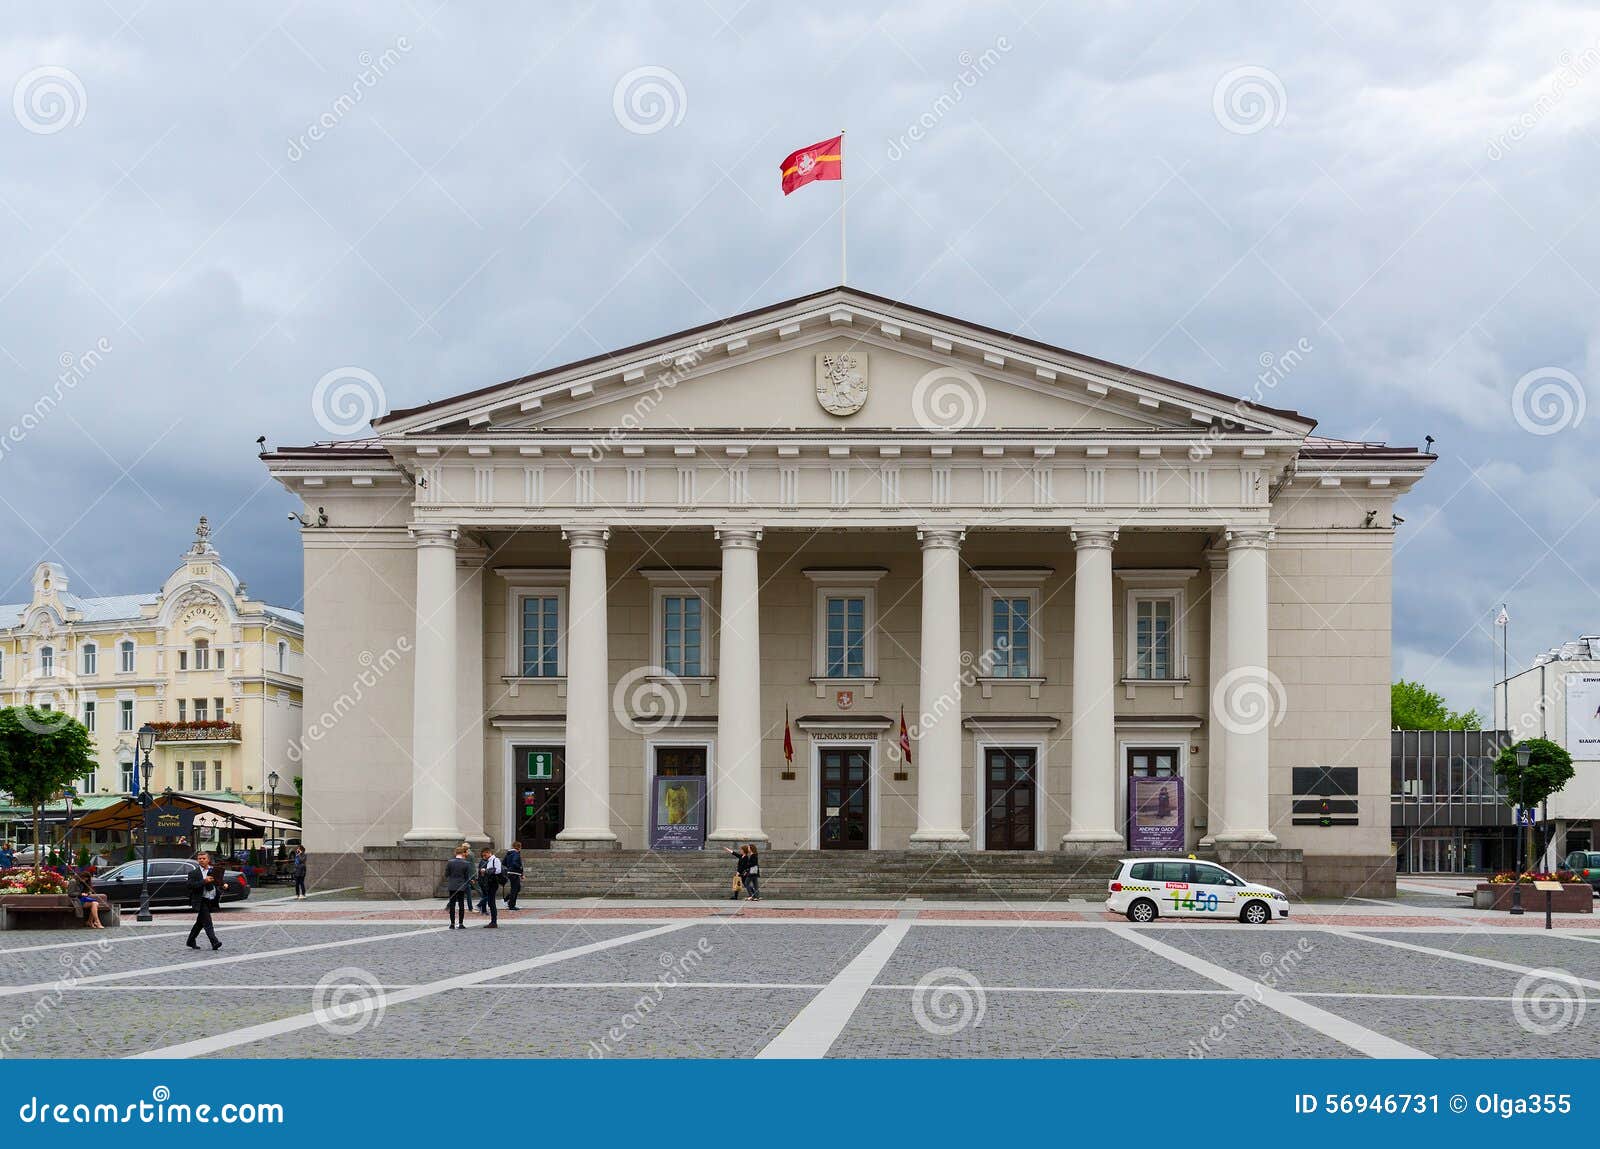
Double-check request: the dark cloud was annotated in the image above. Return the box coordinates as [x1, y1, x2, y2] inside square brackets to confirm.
[1, 1, 1596, 717]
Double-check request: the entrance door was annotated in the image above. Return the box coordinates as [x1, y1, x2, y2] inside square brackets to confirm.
[651, 746, 708, 850]
[819, 746, 871, 850]
[984, 747, 1037, 850]
[1125, 745, 1180, 845]
[514, 745, 565, 850]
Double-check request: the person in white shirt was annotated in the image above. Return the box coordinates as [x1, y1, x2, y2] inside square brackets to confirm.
[476, 848, 503, 928]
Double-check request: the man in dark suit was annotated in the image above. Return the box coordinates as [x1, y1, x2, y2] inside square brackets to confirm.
[502, 840, 524, 911]
[185, 852, 222, 950]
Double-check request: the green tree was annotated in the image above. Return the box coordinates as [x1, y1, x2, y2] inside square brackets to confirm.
[1391, 680, 1482, 730]
[0, 707, 98, 873]
[1494, 737, 1576, 872]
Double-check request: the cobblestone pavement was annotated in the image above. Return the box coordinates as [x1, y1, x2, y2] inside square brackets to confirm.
[2, 901, 1596, 1059]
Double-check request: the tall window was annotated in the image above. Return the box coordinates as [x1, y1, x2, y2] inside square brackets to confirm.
[119, 640, 135, 673]
[119, 699, 134, 732]
[824, 596, 867, 678]
[1132, 596, 1175, 679]
[212, 761, 222, 790]
[82, 700, 96, 733]
[0, 650, 6, 678]
[81, 643, 97, 675]
[194, 698, 208, 721]
[520, 595, 561, 677]
[120, 760, 136, 793]
[990, 596, 1033, 677]
[193, 639, 210, 671]
[277, 641, 288, 673]
[660, 595, 703, 677]
[83, 768, 97, 794]
[214, 697, 224, 719]
[175, 762, 185, 791]
[177, 699, 186, 722]
[39, 645, 54, 677]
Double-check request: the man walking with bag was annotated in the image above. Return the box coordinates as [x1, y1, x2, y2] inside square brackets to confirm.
[476, 847, 502, 928]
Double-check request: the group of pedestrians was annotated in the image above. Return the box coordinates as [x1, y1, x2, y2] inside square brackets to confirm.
[443, 840, 525, 929]
[724, 843, 761, 900]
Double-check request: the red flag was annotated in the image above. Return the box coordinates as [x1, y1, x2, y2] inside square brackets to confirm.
[783, 706, 794, 765]
[779, 135, 842, 195]
[899, 705, 912, 767]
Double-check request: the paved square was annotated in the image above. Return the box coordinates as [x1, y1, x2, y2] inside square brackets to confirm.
[2, 899, 1596, 1059]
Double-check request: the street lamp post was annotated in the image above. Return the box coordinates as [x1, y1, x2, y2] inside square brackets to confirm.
[1510, 740, 1532, 916]
[134, 723, 157, 923]
[267, 770, 279, 818]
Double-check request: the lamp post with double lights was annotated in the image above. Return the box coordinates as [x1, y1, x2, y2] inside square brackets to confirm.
[134, 723, 157, 923]
[1510, 740, 1532, 916]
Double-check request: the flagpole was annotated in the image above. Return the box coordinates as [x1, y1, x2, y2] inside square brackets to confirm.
[839, 129, 847, 285]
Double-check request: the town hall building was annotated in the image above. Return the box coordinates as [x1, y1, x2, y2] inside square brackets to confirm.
[265, 287, 1431, 896]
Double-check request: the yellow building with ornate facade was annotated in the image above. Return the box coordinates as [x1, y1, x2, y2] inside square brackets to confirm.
[0, 518, 304, 809]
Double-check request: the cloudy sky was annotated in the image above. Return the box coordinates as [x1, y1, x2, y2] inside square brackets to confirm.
[1, 1, 1595, 717]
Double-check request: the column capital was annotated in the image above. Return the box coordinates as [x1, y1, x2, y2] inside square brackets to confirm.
[715, 526, 763, 549]
[1225, 526, 1274, 551]
[1070, 527, 1119, 551]
[917, 526, 965, 550]
[408, 523, 459, 548]
[562, 525, 611, 550]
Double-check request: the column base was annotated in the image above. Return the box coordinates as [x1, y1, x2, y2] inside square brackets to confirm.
[1058, 832, 1126, 858]
[1213, 830, 1279, 846]
[705, 830, 770, 847]
[400, 830, 464, 847]
[908, 831, 970, 852]
[552, 830, 620, 851]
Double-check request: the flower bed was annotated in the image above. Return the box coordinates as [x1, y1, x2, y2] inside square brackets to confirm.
[0, 867, 69, 895]
[1473, 879, 1594, 913]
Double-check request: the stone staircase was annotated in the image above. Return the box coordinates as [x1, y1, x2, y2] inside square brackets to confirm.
[505, 849, 1122, 902]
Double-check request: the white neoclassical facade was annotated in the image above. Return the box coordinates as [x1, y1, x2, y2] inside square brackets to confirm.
[265, 287, 1430, 894]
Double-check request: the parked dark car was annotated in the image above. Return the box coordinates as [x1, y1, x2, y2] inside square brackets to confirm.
[1563, 851, 1600, 893]
[92, 859, 250, 907]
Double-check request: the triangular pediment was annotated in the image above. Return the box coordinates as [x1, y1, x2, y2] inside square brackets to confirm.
[375, 288, 1315, 440]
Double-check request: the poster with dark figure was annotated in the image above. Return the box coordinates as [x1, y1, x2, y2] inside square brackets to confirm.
[1128, 777, 1184, 852]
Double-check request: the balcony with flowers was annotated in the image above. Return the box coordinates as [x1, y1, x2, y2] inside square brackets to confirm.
[149, 719, 241, 744]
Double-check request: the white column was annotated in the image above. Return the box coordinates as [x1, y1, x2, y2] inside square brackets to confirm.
[455, 542, 487, 843]
[1216, 527, 1277, 844]
[1061, 528, 1123, 855]
[555, 526, 619, 849]
[910, 527, 969, 850]
[404, 524, 462, 843]
[709, 527, 767, 845]
[1200, 548, 1228, 846]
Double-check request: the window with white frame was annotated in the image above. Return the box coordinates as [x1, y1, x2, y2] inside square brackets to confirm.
[119, 699, 134, 732]
[177, 699, 187, 722]
[498, 571, 569, 680]
[0, 649, 6, 678]
[82, 699, 95, 733]
[214, 697, 224, 719]
[193, 638, 210, 671]
[212, 761, 222, 790]
[82, 767, 97, 794]
[39, 645, 54, 677]
[194, 698, 208, 721]
[120, 760, 135, 793]
[277, 640, 288, 673]
[642, 570, 717, 679]
[1117, 570, 1194, 681]
[805, 570, 886, 680]
[988, 593, 1036, 677]
[81, 643, 97, 675]
[175, 762, 185, 791]
[119, 640, 135, 673]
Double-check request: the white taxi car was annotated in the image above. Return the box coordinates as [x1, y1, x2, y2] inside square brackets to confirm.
[1106, 858, 1290, 924]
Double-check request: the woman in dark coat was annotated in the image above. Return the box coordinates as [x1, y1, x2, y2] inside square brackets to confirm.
[741, 845, 761, 901]
[290, 846, 308, 900]
[444, 846, 472, 930]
